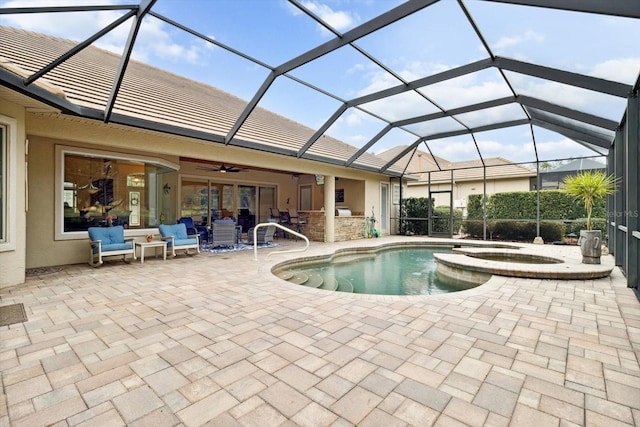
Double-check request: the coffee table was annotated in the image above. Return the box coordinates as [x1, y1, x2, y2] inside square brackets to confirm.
[135, 241, 167, 263]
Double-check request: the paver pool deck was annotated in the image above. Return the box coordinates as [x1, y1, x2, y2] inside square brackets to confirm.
[1, 236, 639, 426]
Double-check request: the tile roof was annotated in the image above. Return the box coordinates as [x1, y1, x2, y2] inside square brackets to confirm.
[377, 146, 535, 183]
[0, 26, 401, 174]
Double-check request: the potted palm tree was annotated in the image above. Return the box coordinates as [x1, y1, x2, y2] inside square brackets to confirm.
[563, 170, 618, 264]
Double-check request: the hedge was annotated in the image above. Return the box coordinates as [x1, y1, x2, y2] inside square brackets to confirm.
[468, 190, 605, 221]
[406, 190, 602, 241]
[462, 220, 565, 242]
[401, 197, 432, 235]
[401, 198, 462, 235]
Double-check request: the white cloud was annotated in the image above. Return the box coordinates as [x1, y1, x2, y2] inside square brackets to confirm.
[0, 0, 129, 49]
[0, 0, 211, 64]
[476, 139, 534, 160]
[493, 30, 544, 51]
[535, 137, 601, 161]
[426, 140, 479, 160]
[300, 1, 359, 32]
[589, 57, 640, 85]
[505, 72, 627, 120]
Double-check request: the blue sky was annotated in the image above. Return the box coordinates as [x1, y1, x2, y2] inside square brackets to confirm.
[2, 0, 639, 167]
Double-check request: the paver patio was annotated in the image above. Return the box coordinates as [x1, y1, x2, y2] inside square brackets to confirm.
[1, 237, 639, 426]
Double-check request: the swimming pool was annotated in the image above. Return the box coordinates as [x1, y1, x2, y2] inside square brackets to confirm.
[273, 246, 476, 296]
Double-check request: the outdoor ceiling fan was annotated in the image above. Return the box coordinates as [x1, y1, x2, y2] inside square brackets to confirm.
[197, 163, 248, 173]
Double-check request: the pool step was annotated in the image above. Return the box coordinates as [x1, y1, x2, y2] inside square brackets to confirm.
[336, 277, 353, 293]
[281, 270, 353, 293]
[274, 270, 294, 280]
[319, 276, 338, 291]
[302, 272, 324, 288]
[287, 272, 309, 285]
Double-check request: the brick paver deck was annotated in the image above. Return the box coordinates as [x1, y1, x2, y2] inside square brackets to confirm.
[1, 237, 638, 426]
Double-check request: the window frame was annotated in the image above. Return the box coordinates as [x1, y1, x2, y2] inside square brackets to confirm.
[55, 145, 179, 240]
[0, 114, 17, 252]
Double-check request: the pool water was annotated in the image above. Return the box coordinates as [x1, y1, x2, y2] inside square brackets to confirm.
[279, 247, 467, 296]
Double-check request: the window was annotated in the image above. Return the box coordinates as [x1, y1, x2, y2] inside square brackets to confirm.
[0, 115, 17, 252]
[180, 181, 235, 224]
[55, 146, 178, 239]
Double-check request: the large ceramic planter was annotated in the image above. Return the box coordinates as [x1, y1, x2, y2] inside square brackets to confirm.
[579, 230, 602, 264]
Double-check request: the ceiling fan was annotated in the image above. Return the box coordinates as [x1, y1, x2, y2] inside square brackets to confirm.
[197, 163, 248, 173]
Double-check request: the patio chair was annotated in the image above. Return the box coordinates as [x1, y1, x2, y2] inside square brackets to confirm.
[248, 224, 276, 245]
[288, 209, 307, 236]
[179, 216, 209, 244]
[210, 219, 237, 248]
[159, 223, 200, 256]
[277, 210, 292, 238]
[88, 225, 136, 267]
[269, 207, 280, 220]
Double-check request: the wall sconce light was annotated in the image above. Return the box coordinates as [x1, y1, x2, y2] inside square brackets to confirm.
[163, 183, 171, 194]
[292, 174, 299, 181]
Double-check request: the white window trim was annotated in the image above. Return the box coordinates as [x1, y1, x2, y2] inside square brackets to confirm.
[0, 114, 17, 252]
[55, 145, 179, 240]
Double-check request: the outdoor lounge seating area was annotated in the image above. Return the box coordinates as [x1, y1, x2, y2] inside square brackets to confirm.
[87, 225, 136, 267]
[247, 224, 276, 245]
[210, 219, 239, 248]
[178, 217, 208, 244]
[158, 223, 200, 257]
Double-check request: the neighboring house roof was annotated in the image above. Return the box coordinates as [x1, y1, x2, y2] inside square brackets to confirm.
[376, 145, 449, 172]
[377, 146, 535, 184]
[543, 158, 606, 173]
[0, 26, 400, 174]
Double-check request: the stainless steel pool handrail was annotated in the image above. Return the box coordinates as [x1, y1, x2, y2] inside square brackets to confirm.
[252, 222, 309, 261]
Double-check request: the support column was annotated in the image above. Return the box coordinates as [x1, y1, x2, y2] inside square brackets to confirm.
[606, 149, 615, 255]
[324, 175, 335, 243]
[483, 167, 487, 240]
[626, 93, 639, 289]
[615, 128, 625, 267]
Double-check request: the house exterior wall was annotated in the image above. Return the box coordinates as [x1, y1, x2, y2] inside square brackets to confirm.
[0, 100, 26, 288]
[25, 133, 182, 268]
[1, 110, 392, 286]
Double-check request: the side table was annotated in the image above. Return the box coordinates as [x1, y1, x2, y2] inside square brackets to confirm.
[135, 241, 167, 263]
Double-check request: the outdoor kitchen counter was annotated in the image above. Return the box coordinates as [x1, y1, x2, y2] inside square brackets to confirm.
[299, 211, 365, 242]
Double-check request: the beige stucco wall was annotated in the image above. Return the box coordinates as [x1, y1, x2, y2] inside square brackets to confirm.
[0, 100, 26, 288]
[17, 112, 390, 271]
[333, 178, 365, 215]
[25, 134, 182, 268]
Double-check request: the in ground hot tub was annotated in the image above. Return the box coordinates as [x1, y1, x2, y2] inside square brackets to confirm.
[434, 247, 612, 286]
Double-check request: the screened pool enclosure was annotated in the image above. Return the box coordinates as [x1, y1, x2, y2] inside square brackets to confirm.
[0, 0, 637, 289]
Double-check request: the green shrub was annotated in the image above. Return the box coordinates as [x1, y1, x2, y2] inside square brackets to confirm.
[461, 220, 485, 238]
[564, 218, 607, 236]
[539, 222, 566, 242]
[401, 199, 463, 235]
[461, 220, 564, 242]
[401, 197, 431, 235]
[488, 192, 537, 219]
[431, 206, 463, 234]
[466, 194, 485, 220]
[470, 190, 603, 222]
